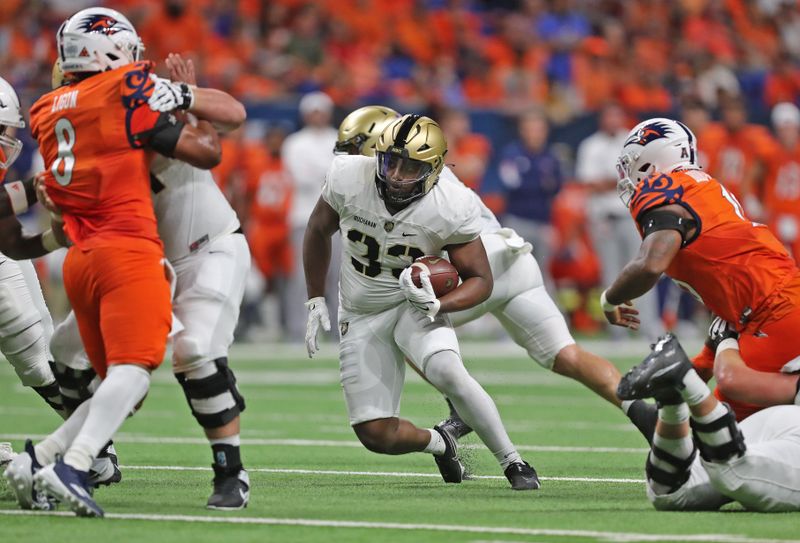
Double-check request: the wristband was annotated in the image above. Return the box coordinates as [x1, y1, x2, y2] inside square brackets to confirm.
[599, 289, 618, 312]
[715, 337, 740, 356]
[179, 83, 195, 110]
[41, 229, 63, 252]
[5, 181, 29, 215]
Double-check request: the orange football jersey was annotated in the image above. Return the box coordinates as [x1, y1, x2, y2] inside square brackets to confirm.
[29, 61, 171, 250]
[629, 169, 799, 330]
[763, 141, 800, 217]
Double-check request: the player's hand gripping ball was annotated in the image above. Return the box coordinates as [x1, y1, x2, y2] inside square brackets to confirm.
[410, 256, 459, 297]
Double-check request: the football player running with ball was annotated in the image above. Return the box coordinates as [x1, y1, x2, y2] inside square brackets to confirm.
[304, 114, 539, 490]
[332, 106, 657, 443]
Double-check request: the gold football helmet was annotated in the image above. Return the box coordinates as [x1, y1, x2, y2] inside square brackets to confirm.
[51, 59, 66, 89]
[334, 105, 400, 157]
[374, 114, 447, 206]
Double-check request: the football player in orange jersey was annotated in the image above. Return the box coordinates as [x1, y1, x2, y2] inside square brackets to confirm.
[762, 102, 800, 262]
[600, 117, 800, 424]
[3, 7, 231, 517]
[600, 118, 800, 506]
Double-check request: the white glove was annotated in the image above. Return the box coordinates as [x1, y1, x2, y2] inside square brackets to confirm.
[148, 74, 194, 112]
[304, 297, 330, 358]
[497, 227, 532, 255]
[398, 266, 441, 320]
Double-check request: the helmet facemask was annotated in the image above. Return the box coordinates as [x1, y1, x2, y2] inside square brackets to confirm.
[333, 134, 368, 156]
[376, 149, 433, 205]
[0, 126, 22, 170]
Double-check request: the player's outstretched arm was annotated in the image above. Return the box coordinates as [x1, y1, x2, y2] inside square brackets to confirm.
[602, 227, 681, 329]
[714, 347, 800, 407]
[162, 53, 246, 133]
[303, 197, 339, 298]
[439, 237, 493, 313]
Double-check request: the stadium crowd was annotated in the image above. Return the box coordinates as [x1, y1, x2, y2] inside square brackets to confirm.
[2, 0, 800, 339]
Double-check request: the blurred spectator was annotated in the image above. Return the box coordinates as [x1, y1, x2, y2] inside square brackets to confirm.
[483, 109, 563, 290]
[439, 108, 491, 192]
[680, 97, 727, 170]
[574, 102, 663, 340]
[281, 91, 338, 342]
[763, 102, 800, 262]
[549, 183, 600, 333]
[704, 97, 775, 219]
[764, 51, 800, 109]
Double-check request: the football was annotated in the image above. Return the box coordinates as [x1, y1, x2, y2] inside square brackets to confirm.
[410, 255, 460, 297]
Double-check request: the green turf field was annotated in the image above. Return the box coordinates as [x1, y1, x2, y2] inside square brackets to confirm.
[1, 343, 798, 543]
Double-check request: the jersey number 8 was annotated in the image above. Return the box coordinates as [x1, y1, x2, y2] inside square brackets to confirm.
[52, 118, 76, 186]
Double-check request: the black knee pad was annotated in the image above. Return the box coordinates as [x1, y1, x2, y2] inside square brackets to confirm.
[175, 357, 246, 429]
[690, 403, 747, 462]
[646, 444, 697, 493]
[49, 360, 98, 414]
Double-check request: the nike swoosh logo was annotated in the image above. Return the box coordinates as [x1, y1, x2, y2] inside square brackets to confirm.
[239, 488, 248, 500]
[402, 233, 415, 237]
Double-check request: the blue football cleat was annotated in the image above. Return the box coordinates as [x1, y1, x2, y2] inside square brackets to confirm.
[34, 459, 104, 517]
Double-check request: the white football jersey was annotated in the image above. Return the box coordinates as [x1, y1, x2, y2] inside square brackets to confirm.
[150, 156, 241, 262]
[322, 155, 483, 314]
[439, 166, 502, 233]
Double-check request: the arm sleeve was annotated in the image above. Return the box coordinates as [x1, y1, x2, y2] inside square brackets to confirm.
[120, 62, 186, 154]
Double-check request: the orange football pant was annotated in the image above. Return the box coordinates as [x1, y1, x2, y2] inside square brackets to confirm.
[63, 241, 172, 378]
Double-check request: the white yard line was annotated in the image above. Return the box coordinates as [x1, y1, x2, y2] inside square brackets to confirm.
[0, 434, 647, 454]
[0, 509, 793, 543]
[118, 464, 645, 484]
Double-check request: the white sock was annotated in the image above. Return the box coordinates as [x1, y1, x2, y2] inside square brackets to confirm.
[34, 399, 92, 465]
[209, 435, 241, 447]
[658, 403, 690, 425]
[63, 364, 150, 472]
[679, 369, 711, 406]
[422, 429, 446, 455]
[423, 350, 522, 469]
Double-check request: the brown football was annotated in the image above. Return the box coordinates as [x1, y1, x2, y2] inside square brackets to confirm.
[410, 255, 460, 297]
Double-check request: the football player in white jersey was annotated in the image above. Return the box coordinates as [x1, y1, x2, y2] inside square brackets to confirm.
[617, 332, 800, 511]
[0, 77, 67, 491]
[305, 113, 539, 489]
[333, 106, 657, 443]
[40, 54, 251, 510]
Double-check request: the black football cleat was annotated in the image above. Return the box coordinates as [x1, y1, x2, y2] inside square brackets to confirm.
[207, 467, 250, 510]
[89, 441, 122, 487]
[504, 460, 540, 490]
[437, 399, 473, 440]
[617, 334, 692, 403]
[432, 424, 465, 484]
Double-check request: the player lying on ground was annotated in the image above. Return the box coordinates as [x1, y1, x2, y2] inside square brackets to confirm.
[602, 117, 800, 421]
[44, 53, 251, 510]
[305, 114, 539, 490]
[3, 7, 229, 517]
[617, 334, 800, 511]
[333, 106, 657, 442]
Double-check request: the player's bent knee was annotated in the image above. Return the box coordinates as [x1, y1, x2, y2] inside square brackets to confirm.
[2, 323, 52, 387]
[175, 357, 246, 430]
[422, 350, 465, 393]
[50, 360, 100, 412]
